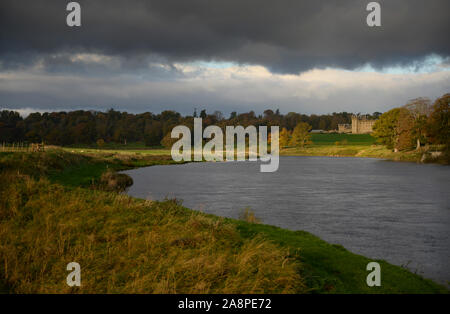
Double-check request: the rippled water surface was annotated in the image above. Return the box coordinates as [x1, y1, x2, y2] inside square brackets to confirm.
[123, 156, 450, 285]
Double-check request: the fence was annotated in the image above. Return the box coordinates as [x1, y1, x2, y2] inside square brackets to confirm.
[1, 142, 45, 152]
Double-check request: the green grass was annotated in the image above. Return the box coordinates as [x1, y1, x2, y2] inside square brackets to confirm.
[48, 153, 179, 188]
[66, 141, 156, 150]
[0, 150, 448, 293]
[59, 134, 421, 164]
[310, 133, 376, 146]
[281, 144, 423, 162]
[0, 149, 179, 188]
[63, 147, 171, 156]
[232, 222, 447, 293]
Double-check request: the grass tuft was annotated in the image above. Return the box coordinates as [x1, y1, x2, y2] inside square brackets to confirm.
[239, 207, 261, 224]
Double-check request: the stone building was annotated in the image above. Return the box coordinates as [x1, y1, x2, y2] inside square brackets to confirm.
[351, 115, 376, 134]
[338, 116, 377, 134]
[338, 124, 352, 133]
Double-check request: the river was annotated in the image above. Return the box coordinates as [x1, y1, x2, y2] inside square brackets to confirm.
[123, 156, 450, 286]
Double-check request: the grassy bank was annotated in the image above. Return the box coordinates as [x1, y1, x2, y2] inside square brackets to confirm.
[0, 149, 178, 188]
[281, 144, 423, 162]
[0, 151, 447, 293]
[281, 133, 427, 162]
[234, 223, 446, 293]
[0, 173, 300, 293]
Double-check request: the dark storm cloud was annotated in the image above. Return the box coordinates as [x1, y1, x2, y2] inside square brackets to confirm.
[1, 0, 449, 73]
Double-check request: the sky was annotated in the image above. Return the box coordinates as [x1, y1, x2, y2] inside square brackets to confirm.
[1, 0, 449, 116]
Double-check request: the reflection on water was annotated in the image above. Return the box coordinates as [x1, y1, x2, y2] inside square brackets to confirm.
[123, 156, 450, 286]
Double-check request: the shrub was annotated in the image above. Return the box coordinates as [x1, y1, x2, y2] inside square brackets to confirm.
[99, 170, 133, 192]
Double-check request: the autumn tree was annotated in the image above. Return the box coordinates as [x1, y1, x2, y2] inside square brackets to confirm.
[404, 97, 431, 150]
[396, 107, 415, 151]
[380, 98, 432, 151]
[290, 122, 312, 147]
[279, 127, 291, 148]
[427, 93, 450, 150]
[372, 108, 402, 150]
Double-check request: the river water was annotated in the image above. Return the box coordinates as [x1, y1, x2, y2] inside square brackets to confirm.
[123, 156, 450, 286]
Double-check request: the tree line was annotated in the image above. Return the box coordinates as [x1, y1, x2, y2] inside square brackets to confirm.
[1, 93, 447, 153]
[0, 109, 377, 146]
[372, 93, 449, 154]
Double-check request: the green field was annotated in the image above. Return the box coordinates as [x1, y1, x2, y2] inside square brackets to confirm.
[310, 133, 376, 146]
[60, 134, 421, 163]
[0, 150, 447, 293]
[66, 141, 152, 150]
[65, 134, 376, 150]
[53, 133, 423, 164]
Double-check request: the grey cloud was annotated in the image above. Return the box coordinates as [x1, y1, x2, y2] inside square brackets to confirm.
[1, 66, 449, 115]
[1, 0, 449, 73]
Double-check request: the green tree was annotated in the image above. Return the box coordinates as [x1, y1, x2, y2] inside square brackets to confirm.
[290, 122, 312, 147]
[427, 93, 450, 163]
[160, 132, 177, 148]
[144, 120, 163, 146]
[372, 108, 402, 150]
[0, 110, 24, 142]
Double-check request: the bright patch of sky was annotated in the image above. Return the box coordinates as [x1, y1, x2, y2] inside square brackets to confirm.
[186, 60, 238, 69]
[355, 54, 450, 74]
[180, 54, 450, 77]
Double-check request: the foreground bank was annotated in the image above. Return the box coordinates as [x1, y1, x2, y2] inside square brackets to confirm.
[0, 151, 447, 293]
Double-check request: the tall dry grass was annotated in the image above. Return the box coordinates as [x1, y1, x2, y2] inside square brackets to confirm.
[239, 207, 261, 224]
[0, 172, 304, 293]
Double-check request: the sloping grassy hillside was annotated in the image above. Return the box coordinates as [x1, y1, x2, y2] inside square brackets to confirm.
[0, 172, 301, 293]
[0, 151, 447, 293]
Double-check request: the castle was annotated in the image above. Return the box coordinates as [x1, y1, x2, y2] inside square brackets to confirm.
[338, 115, 376, 134]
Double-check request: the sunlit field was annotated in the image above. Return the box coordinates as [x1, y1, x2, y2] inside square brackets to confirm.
[57, 134, 423, 163]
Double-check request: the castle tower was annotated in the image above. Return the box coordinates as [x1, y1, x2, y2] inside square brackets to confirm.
[351, 115, 376, 134]
[351, 115, 359, 134]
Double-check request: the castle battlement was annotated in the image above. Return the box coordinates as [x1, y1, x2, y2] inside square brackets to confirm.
[351, 115, 376, 134]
